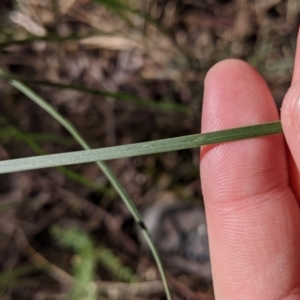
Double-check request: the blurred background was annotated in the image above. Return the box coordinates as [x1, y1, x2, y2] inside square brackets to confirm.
[0, 0, 299, 299]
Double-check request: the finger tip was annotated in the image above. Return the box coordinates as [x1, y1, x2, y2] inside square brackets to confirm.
[204, 59, 254, 87]
[202, 59, 277, 133]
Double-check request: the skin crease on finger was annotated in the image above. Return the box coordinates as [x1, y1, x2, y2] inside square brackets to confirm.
[200, 59, 300, 299]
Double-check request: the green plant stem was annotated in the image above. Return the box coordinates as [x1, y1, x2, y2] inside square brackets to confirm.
[0, 121, 282, 174]
[2, 73, 172, 300]
[0, 119, 109, 193]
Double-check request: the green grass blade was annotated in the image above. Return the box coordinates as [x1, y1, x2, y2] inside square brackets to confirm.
[2, 74, 172, 300]
[0, 265, 38, 283]
[0, 121, 282, 174]
[0, 72, 189, 114]
[0, 119, 109, 193]
[0, 32, 109, 49]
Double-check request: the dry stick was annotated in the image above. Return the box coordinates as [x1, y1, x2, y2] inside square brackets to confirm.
[30, 201, 69, 236]
[57, 188, 139, 256]
[15, 227, 74, 288]
[96, 280, 165, 299]
[168, 274, 214, 300]
[103, 49, 132, 146]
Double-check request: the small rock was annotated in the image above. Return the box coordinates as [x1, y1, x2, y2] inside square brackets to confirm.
[139, 200, 211, 281]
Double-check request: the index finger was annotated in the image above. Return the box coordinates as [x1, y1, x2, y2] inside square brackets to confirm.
[200, 59, 300, 299]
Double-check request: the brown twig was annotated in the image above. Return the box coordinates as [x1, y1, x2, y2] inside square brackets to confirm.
[96, 280, 164, 299]
[56, 188, 140, 256]
[14, 227, 74, 288]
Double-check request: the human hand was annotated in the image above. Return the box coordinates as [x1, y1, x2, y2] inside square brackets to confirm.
[200, 32, 300, 298]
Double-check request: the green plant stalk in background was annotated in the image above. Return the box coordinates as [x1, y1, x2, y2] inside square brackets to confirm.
[51, 226, 97, 300]
[0, 71, 188, 113]
[95, 246, 138, 283]
[0, 265, 39, 296]
[1, 73, 172, 300]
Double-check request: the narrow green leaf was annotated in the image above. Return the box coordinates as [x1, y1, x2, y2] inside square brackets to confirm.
[0, 119, 109, 193]
[0, 121, 282, 174]
[0, 71, 189, 113]
[1, 72, 172, 300]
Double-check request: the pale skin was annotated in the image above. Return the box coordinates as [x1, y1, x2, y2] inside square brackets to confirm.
[200, 30, 300, 299]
